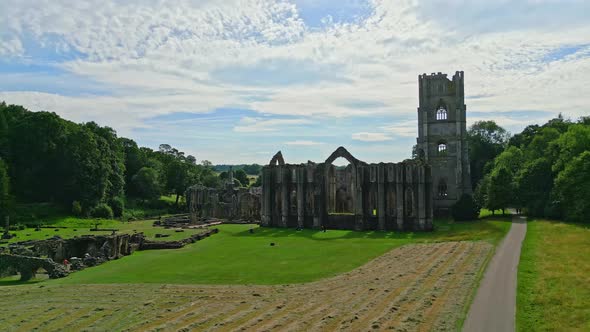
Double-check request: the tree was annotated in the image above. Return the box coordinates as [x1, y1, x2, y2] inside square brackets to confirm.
[242, 164, 262, 175]
[165, 160, 195, 205]
[551, 124, 590, 173]
[0, 158, 11, 220]
[186, 155, 197, 165]
[234, 169, 249, 187]
[451, 194, 480, 221]
[515, 158, 553, 216]
[486, 167, 513, 214]
[131, 167, 161, 201]
[201, 160, 213, 168]
[554, 151, 590, 223]
[200, 169, 220, 188]
[253, 175, 262, 187]
[467, 120, 509, 189]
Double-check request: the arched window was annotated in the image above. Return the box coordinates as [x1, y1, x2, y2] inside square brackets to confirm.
[438, 143, 447, 154]
[438, 180, 448, 198]
[436, 107, 447, 120]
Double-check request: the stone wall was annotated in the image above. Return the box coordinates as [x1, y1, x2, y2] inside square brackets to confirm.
[416, 71, 472, 211]
[0, 254, 69, 281]
[32, 233, 138, 263]
[261, 147, 433, 231]
[186, 184, 261, 223]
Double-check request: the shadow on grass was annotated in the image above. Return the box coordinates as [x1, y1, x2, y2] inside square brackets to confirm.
[229, 218, 509, 243]
[0, 277, 45, 287]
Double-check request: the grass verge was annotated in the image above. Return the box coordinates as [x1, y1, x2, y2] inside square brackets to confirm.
[517, 219, 590, 331]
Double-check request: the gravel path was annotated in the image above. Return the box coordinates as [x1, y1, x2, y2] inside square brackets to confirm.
[463, 214, 527, 332]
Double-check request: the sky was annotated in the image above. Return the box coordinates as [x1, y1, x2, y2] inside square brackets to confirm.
[1, 0, 589, 165]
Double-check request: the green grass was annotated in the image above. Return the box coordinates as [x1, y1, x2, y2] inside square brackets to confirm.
[0, 218, 206, 246]
[517, 220, 590, 331]
[49, 218, 511, 285]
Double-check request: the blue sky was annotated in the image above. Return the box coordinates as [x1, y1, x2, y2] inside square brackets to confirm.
[1, 0, 589, 164]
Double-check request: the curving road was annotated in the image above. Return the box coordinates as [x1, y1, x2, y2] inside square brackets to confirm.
[463, 214, 527, 332]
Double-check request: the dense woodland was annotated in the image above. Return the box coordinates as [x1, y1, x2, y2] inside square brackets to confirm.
[0, 102, 229, 220]
[1, 101, 589, 223]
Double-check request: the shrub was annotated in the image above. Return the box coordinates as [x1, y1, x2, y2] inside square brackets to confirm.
[451, 194, 481, 221]
[90, 203, 114, 219]
[71, 200, 83, 216]
[109, 197, 125, 218]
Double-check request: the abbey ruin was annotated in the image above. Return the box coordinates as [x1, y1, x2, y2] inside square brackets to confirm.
[188, 71, 471, 231]
[260, 148, 433, 231]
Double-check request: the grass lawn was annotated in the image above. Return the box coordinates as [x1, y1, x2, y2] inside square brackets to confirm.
[0, 218, 206, 246]
[48, 218, 511, 285]
[517, 219, 590, 331]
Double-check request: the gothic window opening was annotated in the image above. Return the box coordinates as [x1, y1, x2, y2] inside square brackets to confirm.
[290, 188, 297, 215]
[438, 180, 448, 198]
[436, 107, 447, 120]
[327, 158, 354, 214]
[438, 142, 447, 154]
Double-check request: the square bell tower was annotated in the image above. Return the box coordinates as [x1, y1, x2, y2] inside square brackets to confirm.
[416, 71, 472, 211]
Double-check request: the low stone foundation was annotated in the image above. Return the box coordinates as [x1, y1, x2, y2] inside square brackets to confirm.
[0, 254, 69, 281]
[139, 228, 219, 250]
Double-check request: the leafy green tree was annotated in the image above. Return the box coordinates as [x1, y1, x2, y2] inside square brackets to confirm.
[467, 120, 509, 189]
[131, 167, 161, 201]
[109, 196, 125, 218]
[451, 194, 480, 221]
[242, 164, 262, 175]
[234, 169, 249, 187]
[85, 122, 126, 199]
[515, 158, 554, 216]
[493, 146, 524, 175]
[554, 151, 590, 223]
[165, 160, 196, 205]
[486, 167, 513, 214]
[201, 168, 221, 188]
[0, 158, 11, 220]
[252, 175, 262, 187]
[551, 124, 590, 173]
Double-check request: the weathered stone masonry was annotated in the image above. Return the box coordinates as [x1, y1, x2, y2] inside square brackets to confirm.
[416, 71, 472, 211]
[261, 147, 433, 231]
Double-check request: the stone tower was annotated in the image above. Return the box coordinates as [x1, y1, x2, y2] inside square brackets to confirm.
[416, 71, 472, 212]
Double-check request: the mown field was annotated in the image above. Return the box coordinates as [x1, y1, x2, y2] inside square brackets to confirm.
[0, 217, 512, 331]
[517, 219, 590, 331]
[47, 219, 511, 285]
[1, 241, 493, 331]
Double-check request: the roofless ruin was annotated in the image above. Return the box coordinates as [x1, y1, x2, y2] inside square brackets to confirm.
[260, 147, 433, 231]
[188, 71, 471, 231]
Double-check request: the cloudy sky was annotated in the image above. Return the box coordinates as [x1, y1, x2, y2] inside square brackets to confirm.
[1, 0, 589, 164]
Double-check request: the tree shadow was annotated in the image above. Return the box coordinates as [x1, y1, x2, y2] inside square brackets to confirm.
[228, 218, 508, 242]
[0, 276, 45, 287]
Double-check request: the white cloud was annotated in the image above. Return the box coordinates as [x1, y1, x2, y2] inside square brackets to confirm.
[285, 140, 324, 146]
[380, 120, 418, 138]
[352, 132, 393, 142]
[233, 116, 313, 132]
[1, 0, 590, 162]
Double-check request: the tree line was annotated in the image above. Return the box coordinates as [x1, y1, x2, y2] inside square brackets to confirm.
[474, 115, 590, 222]
[0, 102, 224, 220]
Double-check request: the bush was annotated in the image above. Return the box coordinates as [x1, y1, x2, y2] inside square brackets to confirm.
[71, 200, 83, 216]
[451, 194, 481, 221]
[109, 197, 125, 218]
[90, 203, 114, 219]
